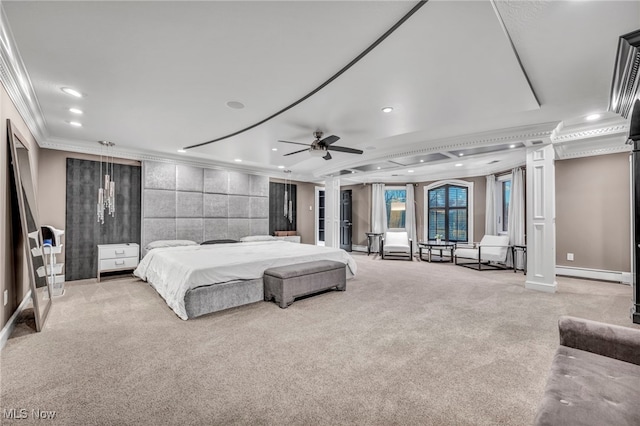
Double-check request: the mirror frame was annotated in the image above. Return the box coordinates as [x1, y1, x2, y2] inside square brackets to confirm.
[7, 119, 52, 331]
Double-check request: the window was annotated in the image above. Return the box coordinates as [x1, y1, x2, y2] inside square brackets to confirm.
[385, 187, 406, 229]
[424, 180, 473, 243]
[496, 175, 511, 234]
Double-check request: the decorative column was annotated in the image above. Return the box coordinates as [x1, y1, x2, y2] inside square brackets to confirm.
[525, 144, 557, 292]
[324, 177, 341, 248]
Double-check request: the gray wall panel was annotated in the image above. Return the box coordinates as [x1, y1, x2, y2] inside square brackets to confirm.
[177, 192, 203, 218]
[228, 171, 250, 195]
[250, 175, 269, 197]
[144, 189, 176, 218]
[250, 197, 269, 218]
[143, 161, 268, 245]
[229, 195, 250, 218]
[177, 218, 204, 242]
[143, 218, 176, 248]
[250, 219, 269, 236]
[204, 219, 229, 240]
[228, 219, 250, 240]
[144, 162, 176, 190]
[176, 165, 203, 192]
[204, 169, 229, 194]
[204, 193, 228, 218]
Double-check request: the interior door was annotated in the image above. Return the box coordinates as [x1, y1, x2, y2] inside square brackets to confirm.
[340, 189, 352, 252]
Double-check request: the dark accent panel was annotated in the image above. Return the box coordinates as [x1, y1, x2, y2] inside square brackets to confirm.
[269, 182, 296, 234]
[65, 158, 141, 281]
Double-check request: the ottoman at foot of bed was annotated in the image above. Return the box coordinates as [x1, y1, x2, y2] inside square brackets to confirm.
[263, 260, 347, 309]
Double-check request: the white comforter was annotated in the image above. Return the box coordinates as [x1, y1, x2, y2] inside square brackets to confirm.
[133, 240, 357, 319]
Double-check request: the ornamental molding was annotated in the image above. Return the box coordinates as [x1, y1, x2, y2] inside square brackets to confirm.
[551, 121, 628, 143]
[41, 138, 316, 182]
[0, 6, 48, 144]
[314, 122, 557, 179]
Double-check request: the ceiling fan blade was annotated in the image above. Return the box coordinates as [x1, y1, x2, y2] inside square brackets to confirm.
[278, 140, 311, 147]
[319, 135, 340, 146]
[327, 145, 363, 154]
[283, 148, 310, 156]
[323, 152, 332, 160]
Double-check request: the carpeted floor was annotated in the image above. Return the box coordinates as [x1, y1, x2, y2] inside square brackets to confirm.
[0, 253, 636, 425]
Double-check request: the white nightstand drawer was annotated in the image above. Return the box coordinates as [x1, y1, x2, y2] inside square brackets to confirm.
[99, 246, 139, 259]
[100, 257, 138, 272]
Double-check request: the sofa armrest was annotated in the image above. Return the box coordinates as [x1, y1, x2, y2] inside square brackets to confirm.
[558, 316, 640, 365]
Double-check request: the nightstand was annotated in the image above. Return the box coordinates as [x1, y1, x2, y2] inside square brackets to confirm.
[97, 243, 140, 282]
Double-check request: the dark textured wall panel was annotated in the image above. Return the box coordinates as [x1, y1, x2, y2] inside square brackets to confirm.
[269, 182, 297, 234]
[65, 158, 141, 281]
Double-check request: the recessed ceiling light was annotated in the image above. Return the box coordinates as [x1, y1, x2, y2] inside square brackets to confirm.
[459, 153, 464, 157]
[351, 171, 355, 174]
[377, 167, 381, 170]
[68, 121, 82, 127]
[272, 148, 278, 151]
[408, 170, 414, 173]
[69, 108, 83, 114]
[381, 107, 394, 113]
[419, 159, 424, 163]
[177, 149, 186, 153]
[61, 87, 83, 98]
[226, 101, 245, 109]
[509, 144, 516, 148]
[455, 163, 463, 167]
[234, 159, 242, 162]
[278, 165, 285, 169]
[586, 113, 601, 121]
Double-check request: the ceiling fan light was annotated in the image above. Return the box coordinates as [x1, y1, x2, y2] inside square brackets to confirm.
[309, 149, 326, 157]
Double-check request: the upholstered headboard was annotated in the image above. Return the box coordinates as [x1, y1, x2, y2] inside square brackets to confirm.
[142, 161, 269, 249]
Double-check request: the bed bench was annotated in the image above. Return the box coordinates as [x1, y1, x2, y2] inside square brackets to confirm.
[534, 316, 640, 425]
[263, 260, 346, 308]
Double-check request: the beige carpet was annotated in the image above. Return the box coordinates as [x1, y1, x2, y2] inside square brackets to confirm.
[1, 253, 636, 425]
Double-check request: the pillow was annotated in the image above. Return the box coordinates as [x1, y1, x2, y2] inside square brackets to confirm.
[239, 235, 277, 242]
[145, 240, 198, 251]
[201, 239, 238, 245]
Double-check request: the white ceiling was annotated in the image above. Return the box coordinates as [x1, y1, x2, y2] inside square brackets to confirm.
[2, 0, 639, 183]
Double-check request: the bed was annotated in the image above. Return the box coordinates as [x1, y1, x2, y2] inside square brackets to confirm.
[133, 240, 357, 319]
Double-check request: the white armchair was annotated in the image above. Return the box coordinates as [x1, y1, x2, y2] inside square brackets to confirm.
[454, 235, 510, 270]
[381, 230, 413, 261]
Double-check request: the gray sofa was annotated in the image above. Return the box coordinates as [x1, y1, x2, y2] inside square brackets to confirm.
[534, 316, 640, 426]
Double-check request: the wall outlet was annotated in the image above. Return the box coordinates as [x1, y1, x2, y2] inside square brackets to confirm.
[567, 253, 574, 261]
[3, 290, 7, 306]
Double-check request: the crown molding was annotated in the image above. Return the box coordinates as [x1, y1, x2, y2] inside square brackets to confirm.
[314, 122, 557, 179]
[0, 5, 48, 143]
[41, 137, 319, 183]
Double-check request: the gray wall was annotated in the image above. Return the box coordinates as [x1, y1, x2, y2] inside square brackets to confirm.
[142, 161, 269, 248]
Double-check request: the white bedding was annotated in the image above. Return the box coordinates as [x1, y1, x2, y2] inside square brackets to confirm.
[133, 240, 357, 319]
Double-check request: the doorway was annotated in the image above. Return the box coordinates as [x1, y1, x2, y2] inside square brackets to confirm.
[340, 189, 352, 252]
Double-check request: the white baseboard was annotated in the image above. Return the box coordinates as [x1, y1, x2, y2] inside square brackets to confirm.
[0, 290, 32, 351]
[556, 266, 631, 284]
[352, 245, 368, 253]
[525, 280, 558, 293]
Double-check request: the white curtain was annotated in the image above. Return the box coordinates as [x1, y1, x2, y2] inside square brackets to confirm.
[485, 174, 496, 236]
[371, 183, 387, 252]
[507, 167, 525, 269]
[405, 184, 418, 253]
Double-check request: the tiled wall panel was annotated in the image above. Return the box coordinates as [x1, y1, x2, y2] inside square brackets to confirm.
[143, 161, 268, 248]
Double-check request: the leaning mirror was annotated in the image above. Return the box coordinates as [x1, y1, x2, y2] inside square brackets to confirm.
[8, 119, 52, 331]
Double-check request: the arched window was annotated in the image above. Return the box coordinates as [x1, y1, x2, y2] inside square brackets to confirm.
[424, 180, 474, 243]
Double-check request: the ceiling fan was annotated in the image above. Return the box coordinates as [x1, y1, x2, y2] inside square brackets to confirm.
[279, 131, 363, 161]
